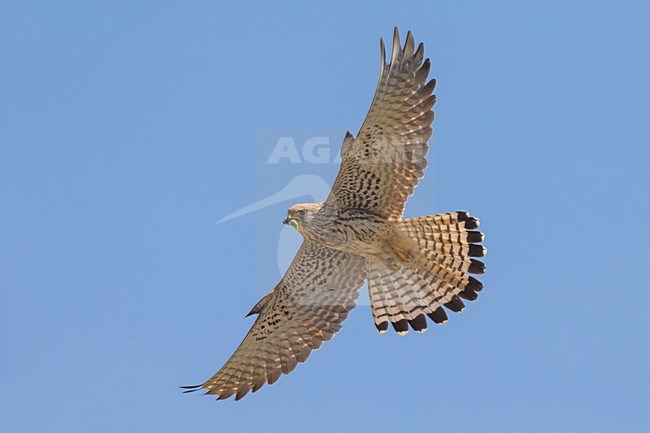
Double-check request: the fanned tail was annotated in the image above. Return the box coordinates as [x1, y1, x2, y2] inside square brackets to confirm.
[367, 211, 486, 334]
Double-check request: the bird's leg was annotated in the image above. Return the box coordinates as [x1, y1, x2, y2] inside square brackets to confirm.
[393, 247, 413, 263]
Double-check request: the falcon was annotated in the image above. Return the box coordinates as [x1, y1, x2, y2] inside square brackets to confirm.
[183, 28, 486, 400]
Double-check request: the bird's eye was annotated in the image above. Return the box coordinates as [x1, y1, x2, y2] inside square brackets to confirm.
[298, 210, 306, 216]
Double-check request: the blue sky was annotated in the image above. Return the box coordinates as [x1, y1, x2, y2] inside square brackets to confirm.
[2, 1, 649, 432]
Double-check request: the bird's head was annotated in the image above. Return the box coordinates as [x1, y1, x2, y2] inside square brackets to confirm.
[283, 203, 321, 232]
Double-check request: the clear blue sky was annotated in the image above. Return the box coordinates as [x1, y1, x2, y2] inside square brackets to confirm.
[2, 1, 649, 432]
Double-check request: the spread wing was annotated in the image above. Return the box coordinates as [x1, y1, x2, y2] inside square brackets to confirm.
[327, 28, 436, 219]
[183, 242, 366, 400]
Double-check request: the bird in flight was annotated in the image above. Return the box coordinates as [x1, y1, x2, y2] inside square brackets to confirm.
[183, 28, 486, 401]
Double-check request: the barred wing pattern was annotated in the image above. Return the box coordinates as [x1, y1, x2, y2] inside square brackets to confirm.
[183, 243, 366, 400]
[327, 28, 436, 219]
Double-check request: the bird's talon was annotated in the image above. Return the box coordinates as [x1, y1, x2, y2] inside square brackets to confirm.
[384, 258, 400, 271]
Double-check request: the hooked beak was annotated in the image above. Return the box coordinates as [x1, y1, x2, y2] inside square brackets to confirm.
[283, 217, 298, 229]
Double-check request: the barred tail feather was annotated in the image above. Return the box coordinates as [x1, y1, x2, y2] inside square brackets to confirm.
[367, 260, 425, 334]
[367, 211, 486, 335]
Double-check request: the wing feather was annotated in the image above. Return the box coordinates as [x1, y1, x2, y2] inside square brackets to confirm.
[327, 28, 436, 219]
[188, 242, 366, 400]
